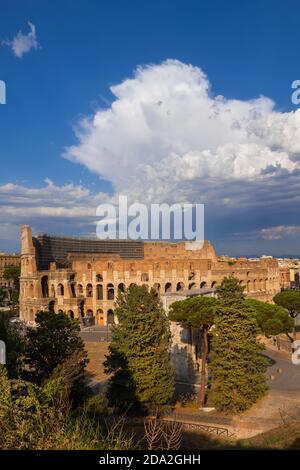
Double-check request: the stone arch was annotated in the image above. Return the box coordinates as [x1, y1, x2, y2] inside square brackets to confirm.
[49, 300, 55, 313]
[153, 283, 160, 295]
[69, 274, 76, 298]
[96, 273, 103, 282]
[165, 282, 172, 293]
[57, 283, 64, 296]
[96, 284, 103, 300]
[50, 284, 55, 297]
[176, 282, 185, 292]
[96, 308, 104, 326]
[67, 310, 74, 319]
[41, 275, 49, 298]
[107, 283, 114, 300]
[29, 283, 34, 297]
[211, 281, 217, 288]
[189, 282, 197, 290]
[200, 281, 207, 288]
[58, 309, 63, 314]
[29, 309, 35, 322]
[86, 283, 93, 298]
[79, 300, 85, 317]
[86, 309, 93, 317]
[118, 283, 125, 293]
[107, 309, 114, 324]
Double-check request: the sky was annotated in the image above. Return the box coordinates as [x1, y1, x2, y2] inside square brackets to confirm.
[1, 0, 300, 256]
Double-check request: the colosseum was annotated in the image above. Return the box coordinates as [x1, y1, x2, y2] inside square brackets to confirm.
[19, 225, 280, 324]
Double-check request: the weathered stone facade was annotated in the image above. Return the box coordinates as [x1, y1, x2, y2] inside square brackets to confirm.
[19, 225, 280, 324]
[0, 252, 20, 288]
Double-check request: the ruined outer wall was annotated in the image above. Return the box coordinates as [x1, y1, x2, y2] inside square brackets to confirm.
[19, 226, 280, 324]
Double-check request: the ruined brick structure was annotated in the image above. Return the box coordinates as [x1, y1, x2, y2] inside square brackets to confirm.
[0, 252, 20, 288]
[19, 225, 280, 324]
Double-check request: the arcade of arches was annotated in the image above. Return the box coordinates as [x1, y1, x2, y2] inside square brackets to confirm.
[19, 226, 281, 325]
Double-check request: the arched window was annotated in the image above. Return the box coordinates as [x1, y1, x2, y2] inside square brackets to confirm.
[153, 283, 160, 296]
[29, 284, 34, 297]
[86, 284, 93, 297]
[70, 274, 76, 298]
[67, 310, 74, 319]
[79, 300, 84, 317]
[165, 282, 172, 293]
[107, 309, 114, 324]
[29, 309, 35, 322]
[41, 276, 49, 298]
[50, 284, 55, 297]
[96, 284, 103, 300]
[107, 283, 114, 300]
[57, 283, 64, 296]
[189, 282, 197, 290]
[176, 282, 184, 292]
[96, 274, 103, 282]
[96, 309, 104, 325]
[211, 281, 217, 288]
[118, 283, 125, 293]
[200, 281, 207, 288]
[49, 300, 55, 313]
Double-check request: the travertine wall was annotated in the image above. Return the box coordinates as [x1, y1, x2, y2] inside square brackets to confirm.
[0, 253, 20, 287]
[19, 225, 281, 324]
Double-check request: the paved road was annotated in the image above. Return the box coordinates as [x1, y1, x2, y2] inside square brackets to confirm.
[264, 347, 300, 391]
[80, 325, 111, 342]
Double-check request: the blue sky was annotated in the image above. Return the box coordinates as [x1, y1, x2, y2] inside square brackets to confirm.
[1, 0, 300, 255]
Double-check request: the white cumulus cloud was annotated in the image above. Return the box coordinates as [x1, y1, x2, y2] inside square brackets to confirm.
[65, 59, 300, 206]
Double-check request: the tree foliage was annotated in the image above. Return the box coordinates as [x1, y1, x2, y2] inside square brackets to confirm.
[209, 305, 267, 413]
[215, 276, 245, 306]
[274, 291, 300, 319]
[105, 284, 174, 411]
[0, 367, 134, 450]
[245, 298, 294, 337]
[3, 266, 20, 290]
[24, 311, 88, 400]
[209, 277, 267, 413]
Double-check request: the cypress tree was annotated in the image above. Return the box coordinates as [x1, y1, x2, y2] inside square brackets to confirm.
[209, 277, 267, 413]
[105, 284, 174, 412]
